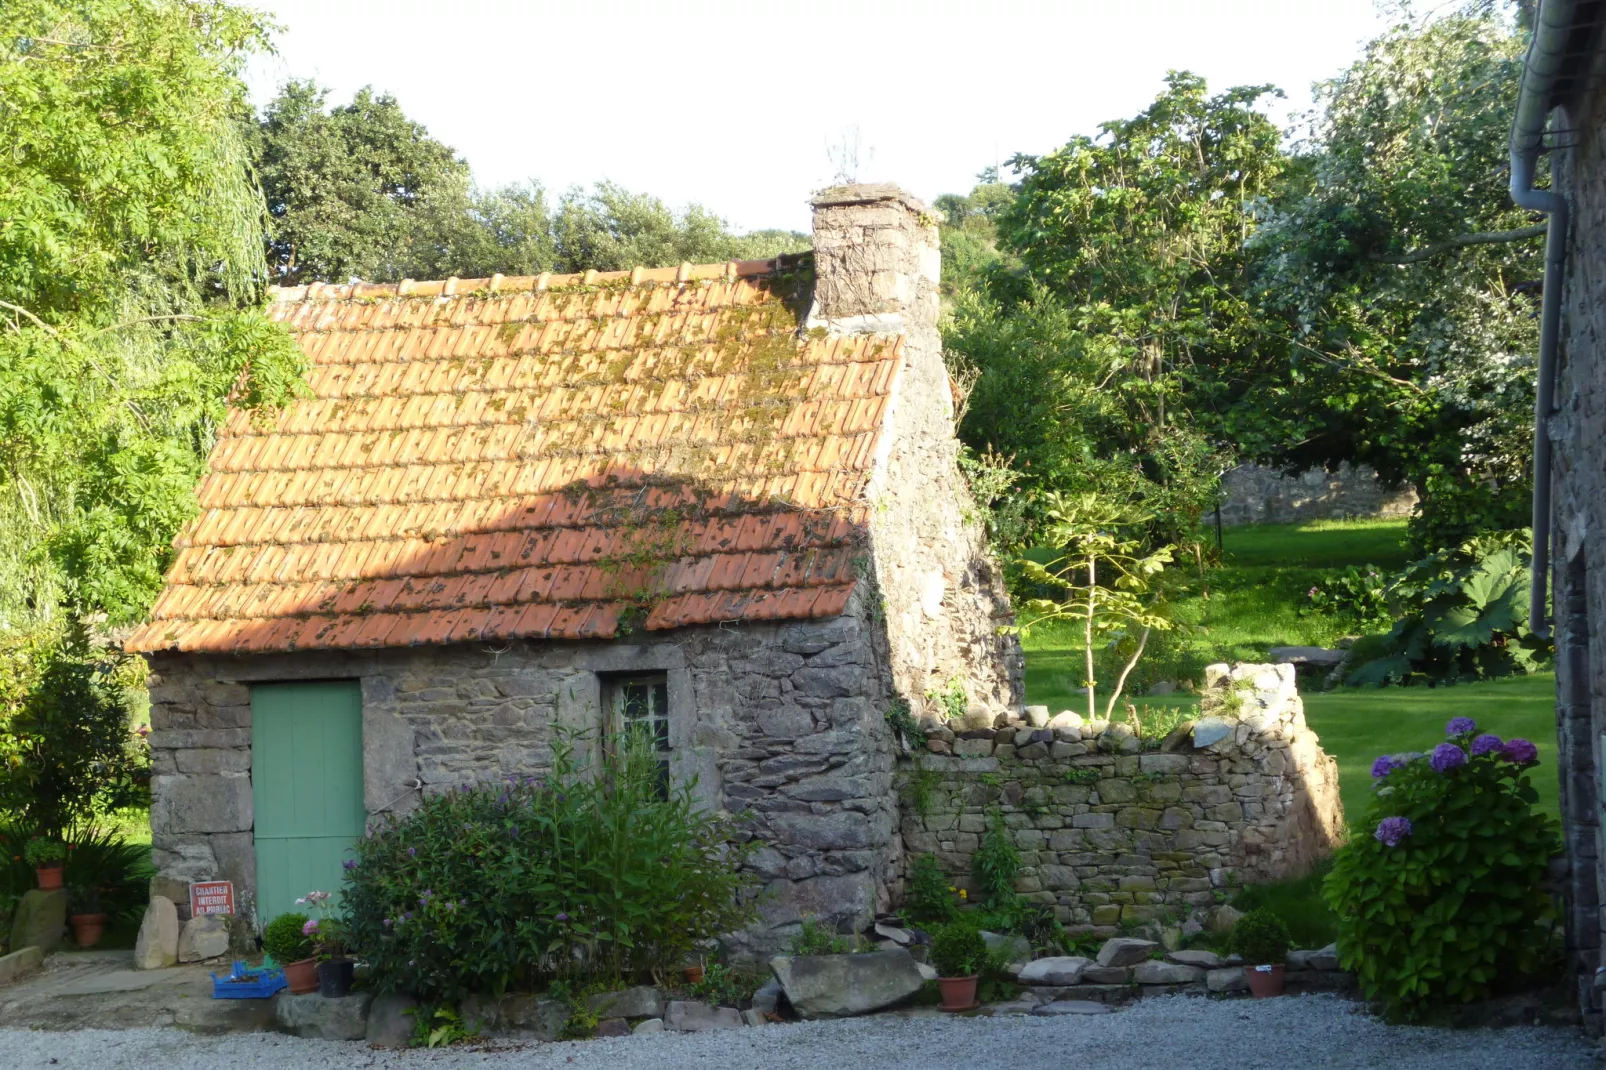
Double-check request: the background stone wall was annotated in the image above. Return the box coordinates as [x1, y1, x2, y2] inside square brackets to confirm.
[145, 597, 903, 954]
[809, 185, 1025, 724]
[1218, 462, 1416, 527]
[897, 663, 1344, 930]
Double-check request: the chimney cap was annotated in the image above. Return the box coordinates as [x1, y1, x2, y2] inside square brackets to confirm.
[811, 183, 930, 214]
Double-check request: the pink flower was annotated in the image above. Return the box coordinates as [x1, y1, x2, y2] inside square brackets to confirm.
[302, 919, 319, 936]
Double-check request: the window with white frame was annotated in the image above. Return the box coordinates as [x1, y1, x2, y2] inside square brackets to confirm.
[605, 673, 670, 799]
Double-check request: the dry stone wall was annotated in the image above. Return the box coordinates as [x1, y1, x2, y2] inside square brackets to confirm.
[897, 663, 1344, 928]
[1218, 462, 1416, 527]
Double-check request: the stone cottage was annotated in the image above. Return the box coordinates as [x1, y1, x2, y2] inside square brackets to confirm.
[125, 185, 1023, 949]
[1516, 0, 1606, 1035]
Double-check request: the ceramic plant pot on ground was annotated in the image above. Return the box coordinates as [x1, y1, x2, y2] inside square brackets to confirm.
[69, 913, 107, 949]
[1247, 963, 1286, 998]
[683, 964, 704, 985]
[283, 958, 320, 995]
[937, 975, 979, 1011]
[317, 958, 355, 998]
[35, 864, 63, 892]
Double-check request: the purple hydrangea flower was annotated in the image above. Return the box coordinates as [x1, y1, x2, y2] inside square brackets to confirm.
[1375, 816, 1412, 846]
[1371, 755, 1398, 779]
[342, 858, 356, 871]
[382, 918, 393, 928]
[1470, 734, 1503, 756]
[302, 919, 319, 936]
[1502, 738, 1539, 765]
[1430, 742, 1467, 773]
[408, 847, 416, 857]
[1446, 717, 1478, 736]
[555, 912, 569, 922]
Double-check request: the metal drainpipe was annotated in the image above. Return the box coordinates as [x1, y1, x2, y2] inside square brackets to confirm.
[1510, 0, 1577, 640]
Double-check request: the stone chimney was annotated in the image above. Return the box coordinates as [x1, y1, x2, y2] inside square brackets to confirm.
[807, 184, 942, 337]
[808, 184, 1024, 723]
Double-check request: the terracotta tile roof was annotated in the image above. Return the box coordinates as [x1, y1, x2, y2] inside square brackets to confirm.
[125, 258, 904, 654]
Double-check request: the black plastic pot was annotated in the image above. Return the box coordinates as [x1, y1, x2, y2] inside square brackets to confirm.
[317, 958, 355, 998]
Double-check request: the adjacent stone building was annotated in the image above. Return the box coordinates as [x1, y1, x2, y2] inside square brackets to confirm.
[1524, 0, 1606, 1034]
[126, 185, 1023, 950]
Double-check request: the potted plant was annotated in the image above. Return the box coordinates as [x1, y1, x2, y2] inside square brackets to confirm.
[67, 885, 107, 948]
[929, 921, 987, 1011]
[297, 890, 355, 998]
[24, 838, 67, 891]
[263, 911, 318, 994]
[1230, 908, 1293, 998]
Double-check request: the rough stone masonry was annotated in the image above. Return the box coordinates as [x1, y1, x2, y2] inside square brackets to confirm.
[897, 663, 1345, 928]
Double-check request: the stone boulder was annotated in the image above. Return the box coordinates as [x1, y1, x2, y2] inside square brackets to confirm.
[633, 1018, 665, 1034]
[1017, 957, 1091, 986]
[176, 914, 230, 963]
[275, 991, 373, 1040]
[1165, 949, 1223, 969]
[586, 985, 666, 1019]
[1095, 937, 1157, 968]
[981, 932, 1032, 970]
[768, 949, 924, 1018]
[133, 895, 179, 970]
[1310, 943, 1340, 971]
[1207, 967, 1249, 993]
[366, 993, 419, 1048]
[1132, 961, 1205, 985]
[0, 945, 43, 987]
[595, 1018, 632, 1037]
[9, 889, 66, 956]
[1024, 705, 1051, 728]
[664, 1000, 743, 1031]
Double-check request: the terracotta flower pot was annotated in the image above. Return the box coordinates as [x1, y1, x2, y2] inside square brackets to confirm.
[283, 957, 320, 995]
[1246, 963, 1285, 998]
[70, 913, 107, 949]
[937, 974, 979, 1011]
[683, 964, 704, 985]
[35, 863, 63, 891]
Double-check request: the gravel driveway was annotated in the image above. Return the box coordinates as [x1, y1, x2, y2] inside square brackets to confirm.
[1, 994, 1593, 1070]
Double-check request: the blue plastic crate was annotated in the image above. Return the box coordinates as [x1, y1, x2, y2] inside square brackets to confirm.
[210, 961, 287, 999]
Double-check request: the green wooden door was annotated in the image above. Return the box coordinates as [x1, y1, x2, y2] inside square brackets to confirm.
[251, 681, 365, 927]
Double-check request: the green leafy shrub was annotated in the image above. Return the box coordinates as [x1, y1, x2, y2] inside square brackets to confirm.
[343, 731, 757, 1004]
[790, 917, 852, 956]
[687, 962, 762, 1007]
[929, 921, 987, 978]
[0, 821, 150, 923]
[1304, 565, 1391, 629]
[904, 853, 957, 925]
[970, 810, 1020, 910]
[1229, 908, 1291, 966]
[1323, 718, 1561, 1017]
[262, 912, 314, 963]
[1346, 531, 1551, 686]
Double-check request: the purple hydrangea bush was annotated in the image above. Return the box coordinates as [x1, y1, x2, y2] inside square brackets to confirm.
[1327, 715, 1561, 1017]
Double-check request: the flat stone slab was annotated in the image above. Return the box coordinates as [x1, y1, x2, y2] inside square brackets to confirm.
[1018, 956, 1090, 986]
[664, 1000, 743, 1031]
[769, 949, 924, 1019]
[0, 946, 44, 987]
[1269, 646, 1345, 667]
[1207, 967, 1249, 993]
[585, 984, 666, 1019]
[0, 952, 275, 1033]
[1165, 949, 1223, 969]
[1033, 1000, 1113, 1015]
[1132, 961, 1205, 985]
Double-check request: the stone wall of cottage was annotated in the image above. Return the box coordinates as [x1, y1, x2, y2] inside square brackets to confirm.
[808, 184, 1024, 723]
[143, 597, 902, 955]
[1550, 71, 1606, 1031]
[895, 664, 1344, 929]
[1218, 462, 1417, 527]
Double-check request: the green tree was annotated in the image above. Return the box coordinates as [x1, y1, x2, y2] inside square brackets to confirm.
[1246, 4, 1539, 550]
[0, 0, 304, 629]
[254, 80, 479, 284]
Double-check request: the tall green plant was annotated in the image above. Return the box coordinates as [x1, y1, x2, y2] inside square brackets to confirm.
[343, 730, 757, 1003]
[1015, 494, 1175, 720]
[970, 810, 1020, 913]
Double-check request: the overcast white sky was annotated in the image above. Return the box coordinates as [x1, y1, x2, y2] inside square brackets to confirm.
[245, 0, 1398, 234]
